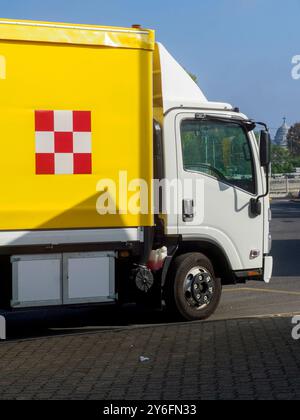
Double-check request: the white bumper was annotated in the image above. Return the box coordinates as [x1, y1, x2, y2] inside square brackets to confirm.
[264, 256, 273, 284]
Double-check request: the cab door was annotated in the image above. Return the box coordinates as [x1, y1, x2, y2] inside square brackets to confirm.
[175, 112, 264, 271]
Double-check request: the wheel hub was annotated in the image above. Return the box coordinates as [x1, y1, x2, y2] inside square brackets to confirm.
[184, 268, 214, 309]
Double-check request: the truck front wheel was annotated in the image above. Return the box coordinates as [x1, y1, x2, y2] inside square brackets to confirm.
[164, 253, 222, 321]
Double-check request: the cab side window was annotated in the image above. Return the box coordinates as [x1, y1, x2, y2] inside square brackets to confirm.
[181, 120, 256, 194]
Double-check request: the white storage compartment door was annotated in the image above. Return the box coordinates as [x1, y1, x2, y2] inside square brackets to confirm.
[63, 252, 115, 304]
[11, 255, 62, 308]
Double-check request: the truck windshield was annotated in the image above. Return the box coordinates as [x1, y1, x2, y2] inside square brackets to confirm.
[181, 119, 256, 194]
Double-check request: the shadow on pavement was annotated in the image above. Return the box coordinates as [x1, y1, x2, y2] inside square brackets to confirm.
[1, 304, 177, 341]
[272, 239, 300, 277]
[272, 201, 300, 219]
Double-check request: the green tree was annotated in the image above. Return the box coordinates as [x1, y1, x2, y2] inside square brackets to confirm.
[287, 123, 300, 156]
[271, 145, 294, 174]
[187, 71, 198, 84]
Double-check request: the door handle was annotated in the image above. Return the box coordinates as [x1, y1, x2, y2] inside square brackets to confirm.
[183, 199, 194, 222]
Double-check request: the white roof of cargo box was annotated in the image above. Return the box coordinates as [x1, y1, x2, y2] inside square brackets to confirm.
[156, 43, 233, 113]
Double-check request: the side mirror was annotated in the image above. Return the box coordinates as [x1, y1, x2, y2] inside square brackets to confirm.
[260, 130, 271, 167]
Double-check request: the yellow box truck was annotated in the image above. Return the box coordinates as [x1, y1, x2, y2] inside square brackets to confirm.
[0, 18, 273, 322]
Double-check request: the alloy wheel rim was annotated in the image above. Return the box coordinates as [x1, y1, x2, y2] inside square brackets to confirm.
[183, 266, 215, 310]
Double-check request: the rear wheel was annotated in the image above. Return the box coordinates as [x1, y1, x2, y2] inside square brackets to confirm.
[164, 253, 222, 321]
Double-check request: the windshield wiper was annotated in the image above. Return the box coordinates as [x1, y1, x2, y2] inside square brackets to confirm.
[195, 113, 256, 132]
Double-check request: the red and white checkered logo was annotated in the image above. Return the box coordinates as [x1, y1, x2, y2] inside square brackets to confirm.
[35, 110, 92, 175]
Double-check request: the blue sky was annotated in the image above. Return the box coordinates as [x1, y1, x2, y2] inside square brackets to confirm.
[0, 0, 299, 135]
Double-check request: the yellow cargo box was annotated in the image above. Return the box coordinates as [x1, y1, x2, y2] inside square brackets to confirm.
[0, 18, 155, 231]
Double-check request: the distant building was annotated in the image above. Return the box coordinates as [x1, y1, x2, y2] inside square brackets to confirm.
[274, 118, 290, 148]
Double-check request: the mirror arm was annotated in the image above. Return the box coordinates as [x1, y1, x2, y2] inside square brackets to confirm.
[250, 167, 270, 216]
[255, 121, 269, 132]
[257, 167, 270, 201]
[249, 122, 271, 217]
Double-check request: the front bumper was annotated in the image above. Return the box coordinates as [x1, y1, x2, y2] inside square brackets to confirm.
[264, 256, 273, 284]
[234, 255, 273, 284]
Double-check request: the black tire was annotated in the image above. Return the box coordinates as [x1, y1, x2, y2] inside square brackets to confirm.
[164, 252, 222, 321]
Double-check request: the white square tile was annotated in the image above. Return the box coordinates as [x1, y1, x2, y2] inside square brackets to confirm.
[73, 132, 92, 153]
[35, 132, 55, 153]
[55, 153, 74, 175]
[54, 111, 73, 132]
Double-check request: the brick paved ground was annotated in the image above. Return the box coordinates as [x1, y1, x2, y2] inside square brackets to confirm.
[0, 316, 299, 400]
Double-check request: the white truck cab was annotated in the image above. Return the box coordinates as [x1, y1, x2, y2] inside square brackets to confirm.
[149, 43, 273, 320]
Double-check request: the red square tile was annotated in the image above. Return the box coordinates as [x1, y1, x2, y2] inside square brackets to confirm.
[36, 154, 55, 175]
[73, 111, 91, 132]
[54, 132, 73, 153]
[35, 111, 54, 132]
[73, 154, 92, 174]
